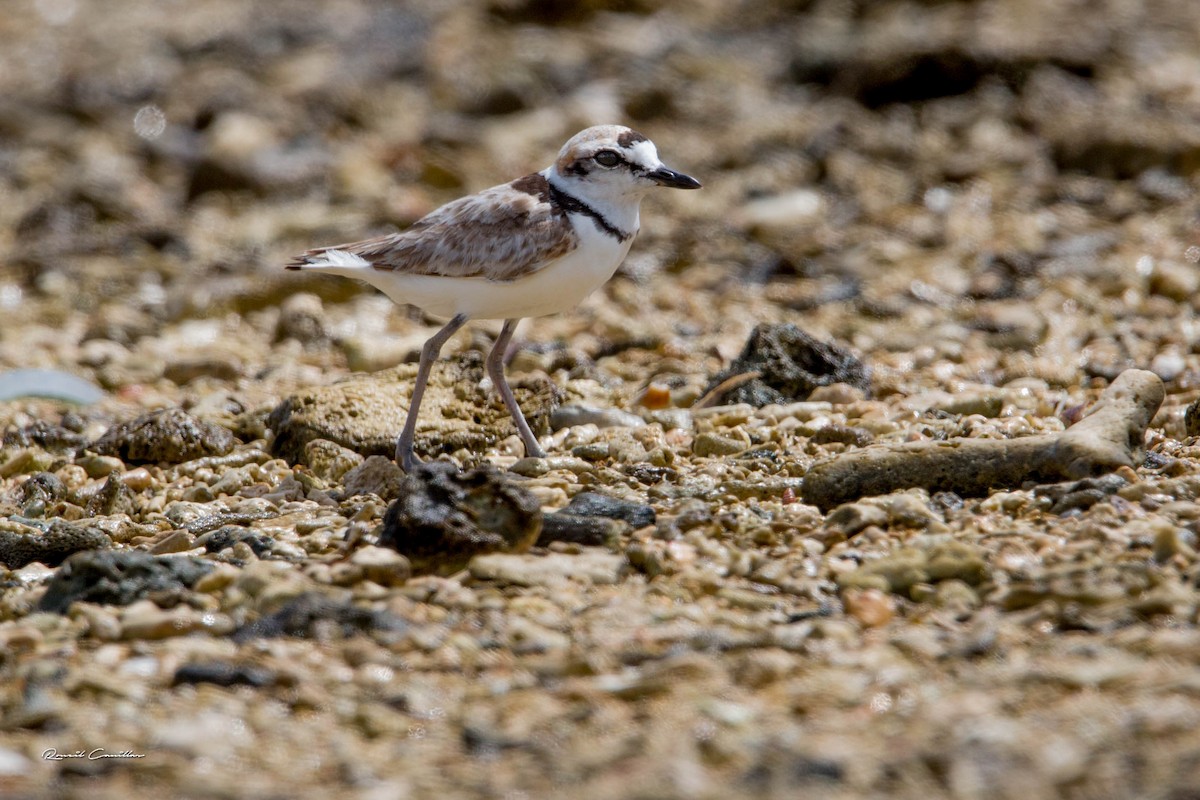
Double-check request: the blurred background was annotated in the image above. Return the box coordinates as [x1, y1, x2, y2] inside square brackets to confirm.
[1, 0, 1199, 408]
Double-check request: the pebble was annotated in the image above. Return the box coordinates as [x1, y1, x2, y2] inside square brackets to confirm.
[349, 545, 413, 586]
[469, 550, 627, 587]
[732, 648, 797, 688]
[193, 563, 240, 594]
[119, 600, 196, 640]
[0, 748, 33, 777]
[198, 526, 273, 556]
[149, 529, 196, 555]
[933, 392, 1005, 418]
[12, 562, 56, 585]
[538, 514, 627, 547]
[77, 455, 125, 479]
[644, 408, 694, 431]
[692, 432, 747, 457]
[838, 541, 989, 596]
[807, 383, 866, 405]
[809, 424, 874, 447]
[842, 588, 896, 627]
[274, 292, 329, 345]
[550, 405, 645, 430]
[571, 442, 611, 461]
[72, 603, 121, 640]
[0, 448, 57, 477]
[173, 661, 277, 688]
[303, 438, 365, 482]
[510, 455, 593, 476]
[821, 502, 889, 540]
[737, 188, 824, 228]
[0, 623, 43, 652]
[84, 474, 136, 516]
[691, 404, 755, 425]
[120, 467, 155, 491]
[638, 383, 672, 410]
[340, 455, 406, 500]
[232, 592, 407, 641]
[559, 492, 656, 527]
[163, 355, 243, 385]
[1150, 351, 1186, 383]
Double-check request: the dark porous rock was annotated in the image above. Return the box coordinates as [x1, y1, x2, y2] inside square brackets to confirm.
[537, 514, 627, 547]
[0, 519, 112, 569]
[233, 591, 408, 643]
[173, 661, 277, 688]
[703, 323, 870, 407]
[560, 492, 656, 528]
[90, 408, 235, 465]
[197, 525, 275, 557]
[379, 461, 542, 575]
[37, 551, 214, 613]
[3, 420, 88, 455]
[267, 353, 558, 465]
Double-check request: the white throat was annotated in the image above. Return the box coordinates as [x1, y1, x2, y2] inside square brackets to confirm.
[544, 168, 642, 242]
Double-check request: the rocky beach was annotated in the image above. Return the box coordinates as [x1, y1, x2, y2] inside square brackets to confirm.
[2, 1, 1200, 797]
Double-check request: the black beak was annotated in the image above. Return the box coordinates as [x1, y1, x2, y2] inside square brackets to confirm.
[647, 166, 702, 190]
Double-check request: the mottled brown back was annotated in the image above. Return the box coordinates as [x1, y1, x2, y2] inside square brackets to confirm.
[293, 174, 579, 282]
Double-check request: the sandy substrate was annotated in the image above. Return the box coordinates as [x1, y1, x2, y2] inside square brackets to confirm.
[3, 1, 1200, 798]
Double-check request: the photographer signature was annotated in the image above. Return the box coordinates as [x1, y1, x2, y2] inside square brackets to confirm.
[42, 749, 146, 761]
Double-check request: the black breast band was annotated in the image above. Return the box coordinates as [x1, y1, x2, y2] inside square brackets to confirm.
[549, 184, 633, 242]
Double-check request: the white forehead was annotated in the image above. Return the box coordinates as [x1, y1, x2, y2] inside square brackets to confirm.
[624, 138, 660, 168]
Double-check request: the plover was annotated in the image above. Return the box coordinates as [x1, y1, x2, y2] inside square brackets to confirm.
[286, 125, 701, 471]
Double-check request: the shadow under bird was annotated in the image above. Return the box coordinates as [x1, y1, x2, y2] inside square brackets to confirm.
[286, 124, 701, 471]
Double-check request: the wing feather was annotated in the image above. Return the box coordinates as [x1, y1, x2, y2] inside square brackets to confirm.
[290, 174, 578, 281]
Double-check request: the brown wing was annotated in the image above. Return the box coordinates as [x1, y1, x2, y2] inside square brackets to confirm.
[290, 174, 579, 281]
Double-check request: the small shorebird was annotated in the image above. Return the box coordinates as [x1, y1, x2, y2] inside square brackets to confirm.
[286, 125, 701, 471]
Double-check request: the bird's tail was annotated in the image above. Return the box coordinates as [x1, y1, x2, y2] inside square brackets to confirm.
[284, 248, 372, 271]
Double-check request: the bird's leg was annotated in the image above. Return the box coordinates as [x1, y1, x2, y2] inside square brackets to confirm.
[396, 313, 468, 471]
[487, 318, 546, 459]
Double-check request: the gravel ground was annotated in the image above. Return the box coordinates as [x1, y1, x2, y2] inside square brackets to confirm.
[3, 1, 1200, 798]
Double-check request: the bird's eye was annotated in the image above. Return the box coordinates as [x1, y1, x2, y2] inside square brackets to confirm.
[593, 150, 621, 168]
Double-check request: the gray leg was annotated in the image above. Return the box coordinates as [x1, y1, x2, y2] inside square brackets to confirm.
[487, 318, 546, 459]
[396, 314, 468, 471]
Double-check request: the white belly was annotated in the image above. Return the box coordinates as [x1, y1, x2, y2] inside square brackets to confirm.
[304, 221, 635, 320]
